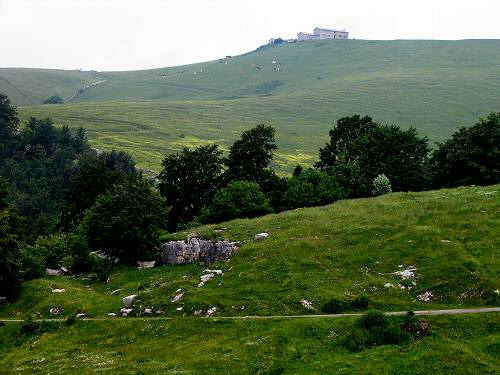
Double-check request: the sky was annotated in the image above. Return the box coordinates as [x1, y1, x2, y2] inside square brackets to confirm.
[1, 0, 499, 71]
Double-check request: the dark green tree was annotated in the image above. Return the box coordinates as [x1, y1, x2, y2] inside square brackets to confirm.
[224, 125, 278, 184]
[430, 112, 500, 187]
[60, 150, 137, 230]
[82, 176, 168, 264]
[0, 93, 19, 160]
[158, 144, 223, 229]
[317, 115, 429, 195]
[198, 181, 273, 224]
[43, 95, 63, 104]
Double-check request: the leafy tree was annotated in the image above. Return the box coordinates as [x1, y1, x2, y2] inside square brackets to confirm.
[81, 176, 168, 264]
[327, 158, 369, 199]
[282, 169, 345, 209]
[158, 144, 223, 230]
[60, 150, 137, 230]
[224, 125, 278, 184]
[198, 181, 273, 224]
[0, 176, 23, 300]
[0, 93, 19, 160]
[317, 115, 429, 195]
[430, 112, 500, 187]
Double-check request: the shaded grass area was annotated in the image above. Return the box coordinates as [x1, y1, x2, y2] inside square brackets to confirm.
[1, 185, 498, 320]
[0, 314, 498, 374]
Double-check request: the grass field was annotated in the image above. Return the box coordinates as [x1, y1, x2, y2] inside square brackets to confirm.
[1, 184, 498, 320]
[0, 314, 498, 373]
[5, 39, 500, 172]
[1, 184, 499, 373]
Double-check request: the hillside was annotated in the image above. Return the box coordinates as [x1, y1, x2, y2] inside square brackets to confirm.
[0, 184, 499, 373]
[5, 39, 500, 171]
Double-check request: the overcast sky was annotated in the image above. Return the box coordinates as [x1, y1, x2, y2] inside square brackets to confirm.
[1, 0, 499, 71]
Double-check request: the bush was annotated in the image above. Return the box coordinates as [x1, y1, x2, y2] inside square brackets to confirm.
[350, 295, 370, 310]
[345, 311, 411, 352]
[199, 181, 273, 224]
[372, 174, 392, 196]
[322, 297, 348, 314]
[88, 252, 113, 282]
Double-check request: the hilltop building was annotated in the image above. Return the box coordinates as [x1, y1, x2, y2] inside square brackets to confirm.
[298, 27, 349, 41]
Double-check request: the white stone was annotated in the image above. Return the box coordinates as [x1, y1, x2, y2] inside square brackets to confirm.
[206, 307, 217, 316]
[123, 295, 138, 308]
[46, 269, 63, 276]
[395, 266, 416, 279]
[418, 291, 433, 302]
[121, 308, 133, 316]
[204, 269, 223, 275]
[255, 233, 269, 241]
[171, 293, 184, 303]
[200, 273, 215, 283]
[137, 261, 155, 269]
[144, 308, 153, 314]
[193, 309, 203, 316]
[384, 283, 395, 288]
[107, 313, 117, 317]
[176, 306, 184, 311]
[76, 313, 86, 318]
[51, 288, 65, 293]
[197, 282, 205, 288]
[49, 307, 60, 315]
[111, 288, 123, 295]
[300, 299, 314, 309]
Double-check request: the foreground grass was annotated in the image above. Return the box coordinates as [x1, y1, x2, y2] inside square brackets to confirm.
[1, 185, 498, 321]
[0, 314, 498, 374]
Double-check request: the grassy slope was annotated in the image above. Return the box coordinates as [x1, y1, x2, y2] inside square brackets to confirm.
[10, 39, 500, 172]
[0, 68, 102, 106]
[0, 185, 499, 373]
[1, 185, 498, 320]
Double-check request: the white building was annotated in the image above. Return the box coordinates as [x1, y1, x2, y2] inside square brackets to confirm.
[297, 27, 349, 41]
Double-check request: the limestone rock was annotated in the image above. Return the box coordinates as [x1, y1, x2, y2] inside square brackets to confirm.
[121, 308, 133, 317]
[137, 261, 155, 269]
[123, 295, 138, 308]
[254, 233, 269, 241]
[200, 273, 215, 283]
[161, 238, 238, 265]
[171, 293, 184, 303]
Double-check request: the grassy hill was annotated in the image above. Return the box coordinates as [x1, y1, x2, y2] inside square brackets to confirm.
[0, 184, 499, 372]
[6, 39, 500, 172]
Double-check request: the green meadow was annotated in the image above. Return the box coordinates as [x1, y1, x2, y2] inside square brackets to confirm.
[0, 185, 499, 373]
[3, 39, 500, 172]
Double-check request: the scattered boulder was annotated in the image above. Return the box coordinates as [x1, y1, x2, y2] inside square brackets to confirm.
[46, 269, 64, 276]
[51, 288, 65, 293]
[107, 313, 117, 317]
[395, 266, 416, 279]
[206, 307, 217, 316]
[49, 307, 60, 315]
[76, 313, 86, 318]
[161, 238, 238, 265]
[137, 261, 155, 269]
[171, 293, 184, 303]
[204, 269, 223, 275]
[384, 283, 395, 288]
[193, 309, 203, 316]
[254, 233, 269, 241]
[144, 308, 153, 314]
[200, 273, 215, 283]
[111, 288, 124, 295]
[300, 299, 314, 310]
[176, 306, 184, 311]
[123, 295, 138, 308]
[120, 308, 133, 317]
[418, 291, 433, 302]
[197, 282, 205, 288]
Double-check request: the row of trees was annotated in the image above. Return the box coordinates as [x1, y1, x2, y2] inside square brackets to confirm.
[1, 89, 499, 300]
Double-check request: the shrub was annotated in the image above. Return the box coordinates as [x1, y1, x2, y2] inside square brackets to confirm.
[372, 174, 392, 196]
[322, 297, 348, 314]
[358, 310, 388, 330]
[199, 181, 273, 224]
[43, 95, 63, 104]
[350, 295, 370, 310]
[88, 252, 113, 282]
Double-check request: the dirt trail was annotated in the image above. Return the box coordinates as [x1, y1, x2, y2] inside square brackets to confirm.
[1, 307, 499, 323]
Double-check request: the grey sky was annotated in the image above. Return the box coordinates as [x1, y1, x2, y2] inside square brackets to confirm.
[1, 0, 499, 71]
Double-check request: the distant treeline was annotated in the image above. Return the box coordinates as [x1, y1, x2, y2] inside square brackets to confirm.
[1, 91, 499, 301]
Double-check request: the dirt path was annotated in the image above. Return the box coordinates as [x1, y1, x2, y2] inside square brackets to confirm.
[1, 307, 499, 323]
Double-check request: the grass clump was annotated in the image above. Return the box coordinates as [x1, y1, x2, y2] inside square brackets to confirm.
[322, 295, 370, 313]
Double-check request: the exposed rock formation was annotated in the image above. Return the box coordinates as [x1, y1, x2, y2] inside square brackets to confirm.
[161, 238, 238, 265]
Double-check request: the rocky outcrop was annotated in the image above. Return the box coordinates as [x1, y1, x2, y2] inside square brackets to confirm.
[161, 238, 238, 265]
